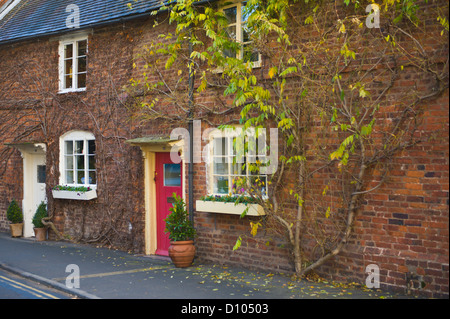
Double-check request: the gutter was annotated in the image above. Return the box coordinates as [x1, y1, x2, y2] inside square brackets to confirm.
[188, 27, 195, 225]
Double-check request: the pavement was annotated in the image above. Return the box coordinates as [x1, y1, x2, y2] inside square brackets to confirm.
[0, 231, 415, 300]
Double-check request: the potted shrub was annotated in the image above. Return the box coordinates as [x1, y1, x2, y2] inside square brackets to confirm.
[164, 193, 196, 268]
[6, 200, 23, 237]
[32, 202, 48, 241]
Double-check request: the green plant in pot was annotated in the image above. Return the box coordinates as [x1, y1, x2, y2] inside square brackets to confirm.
[32, 202, 48, 241]
[6, 199, 23, 237]
[164, 193, 196, 268]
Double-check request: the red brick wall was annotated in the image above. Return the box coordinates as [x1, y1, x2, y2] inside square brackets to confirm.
[0, 2, 448, 298]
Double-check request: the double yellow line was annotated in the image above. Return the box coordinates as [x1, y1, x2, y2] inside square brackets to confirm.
[0, 275, 60, 299]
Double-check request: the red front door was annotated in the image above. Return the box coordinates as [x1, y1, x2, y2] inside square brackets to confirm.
[155, 152, 183, 256]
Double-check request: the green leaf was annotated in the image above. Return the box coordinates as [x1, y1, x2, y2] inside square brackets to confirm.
[233, 236, 242, 251]
[268, 67, 277, 79]
[359, 87, 370, 98]
[305, 16, 314, 25]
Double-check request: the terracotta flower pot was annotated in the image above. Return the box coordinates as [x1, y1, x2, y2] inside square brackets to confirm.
[9, 223, 23, 237]
[34, 227, 47, 241]
[168, 240, 196, 268]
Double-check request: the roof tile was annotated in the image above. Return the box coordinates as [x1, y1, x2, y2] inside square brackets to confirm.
[0, 0, 163, 44]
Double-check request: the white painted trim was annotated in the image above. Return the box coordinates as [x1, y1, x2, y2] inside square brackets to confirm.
[196, 200, 265, 216]
[0, 0, 21, 20]
[139, 145, 186, 256]
[219, 1, 262, 69]
[52, 189, 97, 201]
[22, 153, 46, 237]
[59, 130, 96, 187]
[58, 34, 88, 93]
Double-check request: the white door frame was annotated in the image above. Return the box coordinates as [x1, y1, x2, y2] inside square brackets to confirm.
[11, 143, 47, 237]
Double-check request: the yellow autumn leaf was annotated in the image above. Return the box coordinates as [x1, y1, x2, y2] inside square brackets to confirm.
[325, 207, 331, 218]
[268, 67, 277, 79]
[250, 222, 261, 237]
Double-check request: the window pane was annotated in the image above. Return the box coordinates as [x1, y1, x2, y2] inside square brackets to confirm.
[37, 165, 46, 184]
[251, 176, 267, 196]
[64, 58, 73, 75]
[75, 141, 84, 154]
[65, 141, 73, 155]
[224, 6, 237, 24]
[214, 163, 228, 175]
[231, 176, 248, 194]
[232, 162, 246, 175]
[242, 3, 251, 22]
[88, 140, 95, 154]
[66, 170, 74, 184]
[213, 138, 228, 156]
[65, 156, 74, 170]
[76, 155, 85, 170]
[77, 170, 85, 184]
[64, 75, 72, 89]
[243, 44, 259, 63]
[213, 176, 229, 194]
[164, 164, 181, 187]
[226, 25, 237, 40]
[224, 47, 238, 59]
[64, 44, 73, 59]
[78, 56, 86, 73]
[249, 161, 261, 175]
[89, 171, 96, 185]
[77, 73, 86, 89]
[78, 40, 87, 56]
[243, 27, 252, 43]
[88, 155, 95, 170]
[232, 135, 246, 158]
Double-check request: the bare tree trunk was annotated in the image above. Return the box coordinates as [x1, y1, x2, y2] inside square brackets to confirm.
[293, 159, 305, 274]
[42, 217, 65, 241]
[300, 140, 367, 276]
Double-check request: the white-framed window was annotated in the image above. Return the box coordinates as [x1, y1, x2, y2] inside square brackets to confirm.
[58, 35, 88, 92]
[208, 127, 267, 196]
[221, 1, 262, 68]
[59, 131, 96, 187]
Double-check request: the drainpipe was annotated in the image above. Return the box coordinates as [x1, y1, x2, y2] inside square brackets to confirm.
[188, 28, 195, 225]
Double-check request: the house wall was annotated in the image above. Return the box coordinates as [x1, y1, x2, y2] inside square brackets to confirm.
[0, 1, 448, 298]
[0, 19, 150, 252]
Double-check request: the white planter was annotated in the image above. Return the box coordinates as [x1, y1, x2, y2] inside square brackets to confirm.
[196, 200, 265, 217]
[52, 189, 97, 201]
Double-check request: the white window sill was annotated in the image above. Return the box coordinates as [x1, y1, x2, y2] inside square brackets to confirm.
[196, 200, 265, 216]
[52, 188, 97, 201]
[58, 88, 86, 94]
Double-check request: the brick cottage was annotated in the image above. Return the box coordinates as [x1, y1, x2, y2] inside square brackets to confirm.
[0, 0, 448, 297]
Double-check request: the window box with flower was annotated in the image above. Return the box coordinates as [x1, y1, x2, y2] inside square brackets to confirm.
[52, 185, 97, 201]
[197, 176, 266, 217]
[198, 127, 268, 216]
[196, 194, 265, 217]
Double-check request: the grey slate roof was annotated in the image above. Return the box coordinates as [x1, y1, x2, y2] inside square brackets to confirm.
[0, 0, 165, 45]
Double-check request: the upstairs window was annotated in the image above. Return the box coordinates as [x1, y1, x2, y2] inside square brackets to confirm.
[221, 1, 261, 67]
[58, 35, 87, 92]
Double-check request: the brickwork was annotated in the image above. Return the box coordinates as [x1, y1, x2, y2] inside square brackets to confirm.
[0, 1, 448, 298]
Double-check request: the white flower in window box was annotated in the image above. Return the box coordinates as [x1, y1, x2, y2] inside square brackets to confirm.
[196, 195, 265, 217]
[52, 185, 97, 201]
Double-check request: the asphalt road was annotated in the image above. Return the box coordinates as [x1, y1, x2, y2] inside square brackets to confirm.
[0, 268, 74, 299]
